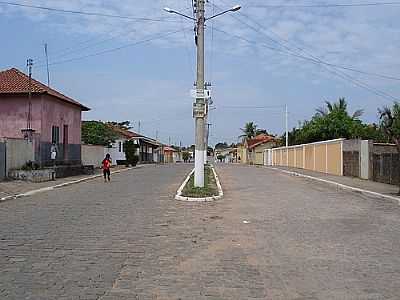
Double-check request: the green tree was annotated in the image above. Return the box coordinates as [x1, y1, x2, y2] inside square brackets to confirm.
[215, 142, 228, 149]
[82, 121, 118, 146]
[239, 122, 258, 141]
[379, 103, 400, 194]
[286, 98, 370, 145]
[123, 140, 139, 166]
[217, 154, 226, 162]
[108, 121, 133, 130]
[255, 129, 269, 135]
[182, 151, 190, 163]
[316, 98, 364, 119]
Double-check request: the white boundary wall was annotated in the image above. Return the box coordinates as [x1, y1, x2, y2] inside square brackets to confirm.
[81, 144, 107, 168]
[264, 138, 345, 176]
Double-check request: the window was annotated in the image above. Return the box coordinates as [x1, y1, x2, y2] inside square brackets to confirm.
[51, 126, 60, 144]
[119, 141, 122, 152]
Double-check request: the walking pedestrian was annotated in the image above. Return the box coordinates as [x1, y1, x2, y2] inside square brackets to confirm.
[102, 154, 112, 182]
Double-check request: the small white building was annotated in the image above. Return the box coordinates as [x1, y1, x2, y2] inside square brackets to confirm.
[106, 125, 162, 164]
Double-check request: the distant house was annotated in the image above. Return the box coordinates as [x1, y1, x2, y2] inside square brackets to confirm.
[215, 147, 237, 163]
[164, 146, 181, 163]
[241, 134, 277, 165]
[0, 68, 90, 165]
[107, 125, 163, 164]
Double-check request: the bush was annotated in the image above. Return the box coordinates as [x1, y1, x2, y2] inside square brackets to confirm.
[182, 151, 190, 162]
[217, 154, 225, 162]
[21, 161, 40, 171]
[123, 140, 139, 166]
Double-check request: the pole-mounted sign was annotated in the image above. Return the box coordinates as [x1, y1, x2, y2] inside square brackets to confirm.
[190, 89, 211, 99]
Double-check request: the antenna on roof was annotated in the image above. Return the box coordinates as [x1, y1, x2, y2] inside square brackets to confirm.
[21, 58, 35, 141]
[44, 43, 50, 87]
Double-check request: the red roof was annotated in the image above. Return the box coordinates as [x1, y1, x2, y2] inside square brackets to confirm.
[246, 134, 275, 149]
[164, 146, 177, 152]
[0, 68, 90, 111]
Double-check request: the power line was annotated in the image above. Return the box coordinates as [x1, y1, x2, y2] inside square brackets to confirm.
[213, 27, 400, 82]
[179, 13, 196, 78]
[34, 28, 118, 63]
[37, 27, 139, 64]
[215, 0, 399, 102]
[218, 105, 285, 109]
[215, 27, 398, 102]
[0, 1, 179, 22]
[249, 2, 400, 9]
[209, 0, 216, 83]
[36, 29, 188, 68]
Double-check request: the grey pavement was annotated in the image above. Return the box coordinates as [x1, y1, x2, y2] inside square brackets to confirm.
[271, 165, 400, 197]
[1, 164, 400, 299]
[0, 165, 129, 200]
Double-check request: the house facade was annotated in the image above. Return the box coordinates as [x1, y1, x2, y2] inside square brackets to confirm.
[106, 125, 163, 164]
[241, 134, 277, 165]
[0, 68, 90, 166]
[215, 147, 237, 163]
[164, 146, 181, 163]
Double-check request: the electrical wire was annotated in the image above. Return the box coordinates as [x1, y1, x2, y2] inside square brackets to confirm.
[218, 105, 285, 109]
[35, 29, 188, 68]
[214, 27, 398, 103]
[213, 27, 400, 82]
[249, 2, 400, 9]
[180, 14, 196, 79]
[36, 27, 139, 64]
[0, 1, 179, 22]
[215, 0, 399, 102]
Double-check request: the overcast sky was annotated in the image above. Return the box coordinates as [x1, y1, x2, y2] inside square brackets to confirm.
[1, 0, 400, 146]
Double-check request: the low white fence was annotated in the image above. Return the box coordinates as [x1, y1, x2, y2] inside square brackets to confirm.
[0, 138, 35, 180]
[81, 144, 107, 168]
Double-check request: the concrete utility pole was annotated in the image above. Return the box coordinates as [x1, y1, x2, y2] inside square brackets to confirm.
[194, 0, 206, 187]
[163, 2, 241, 187]
[285, 104, 288, 148]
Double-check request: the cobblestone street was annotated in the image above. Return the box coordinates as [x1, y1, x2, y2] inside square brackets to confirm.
[1, 164, 400, 299]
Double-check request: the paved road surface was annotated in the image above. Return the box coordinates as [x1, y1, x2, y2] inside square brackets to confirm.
[1, 164, 400, 299]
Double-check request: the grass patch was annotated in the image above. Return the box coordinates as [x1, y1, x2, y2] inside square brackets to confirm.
[181, 165, 218, 198]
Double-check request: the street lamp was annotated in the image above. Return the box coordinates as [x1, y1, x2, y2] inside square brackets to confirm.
[163, 5, 241, 22]
[163, 7, 196, 21]
[206, 5, 241, 20]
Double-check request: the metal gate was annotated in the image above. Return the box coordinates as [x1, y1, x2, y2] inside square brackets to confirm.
[0, 142, 6, 180]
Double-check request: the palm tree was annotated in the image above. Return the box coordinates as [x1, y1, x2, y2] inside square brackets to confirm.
[239, 122, 257, 141]
[379, 103, 400, 194]
[316, 98, 363, 119]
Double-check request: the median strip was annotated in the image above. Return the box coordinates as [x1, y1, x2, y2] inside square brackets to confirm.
[175, 165, 223, 202]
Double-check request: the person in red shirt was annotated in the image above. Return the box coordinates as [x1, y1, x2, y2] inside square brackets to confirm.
[102, 153, 112, 182]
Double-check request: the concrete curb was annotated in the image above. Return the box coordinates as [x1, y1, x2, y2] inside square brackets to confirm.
[175, 165, 223, 202]
[0, 165, 147, 203]
[268, 167, 400, 204]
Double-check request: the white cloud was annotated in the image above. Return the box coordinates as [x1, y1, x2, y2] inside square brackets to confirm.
[2, 0, 400, 143]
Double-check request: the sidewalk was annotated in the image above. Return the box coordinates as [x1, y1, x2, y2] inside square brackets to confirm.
[0, 165, 130, 200]
[266, 165, 400, 199]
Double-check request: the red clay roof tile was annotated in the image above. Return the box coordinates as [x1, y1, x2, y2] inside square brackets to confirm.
[247, 134, 276, 149]
[0, 68, 90, 111]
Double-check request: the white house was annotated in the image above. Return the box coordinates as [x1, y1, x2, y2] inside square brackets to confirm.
[107, 125, 162, 164]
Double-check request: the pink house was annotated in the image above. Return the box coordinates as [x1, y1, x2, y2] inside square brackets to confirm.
[0, 68, 90, 165]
